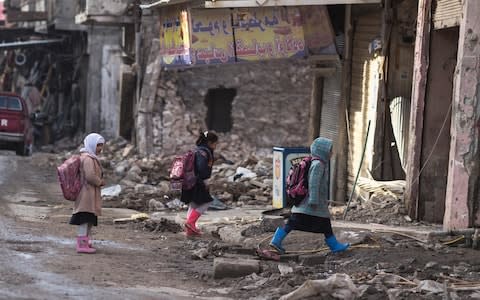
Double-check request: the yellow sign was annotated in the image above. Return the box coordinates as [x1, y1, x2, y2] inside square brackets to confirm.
[301, 6, 336, 55]
[159, 8, 191, 65]
[234, 7, 305, 61]
[190, 9, 235, 65]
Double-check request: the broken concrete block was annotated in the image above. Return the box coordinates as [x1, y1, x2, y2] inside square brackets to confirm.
[218, 226, 245, 244]
[213, 258, 260, 279]
[260, 215, 285, 232]
[122, 144, 135, 158]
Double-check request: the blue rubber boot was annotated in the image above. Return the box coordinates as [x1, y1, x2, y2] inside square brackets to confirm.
[269, 227, 288, 254]
[325, 235, 350, 253]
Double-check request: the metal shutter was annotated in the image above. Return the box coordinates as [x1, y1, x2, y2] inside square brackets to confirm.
[348, 12, 382, 194]
[433, 0, 462, 29]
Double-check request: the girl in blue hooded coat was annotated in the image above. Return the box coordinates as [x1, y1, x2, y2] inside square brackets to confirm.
[270, 137, 350, 254]
[181, 131, 218, 236]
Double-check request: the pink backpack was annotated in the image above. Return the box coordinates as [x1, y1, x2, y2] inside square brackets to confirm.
[57, 155, 82, 201]
[285, 156, 319, 207]
[170, 150, 197, 191]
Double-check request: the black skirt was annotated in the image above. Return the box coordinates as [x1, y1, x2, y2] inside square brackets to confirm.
[180, 181, 213, 205]
[286, 213, 333, 236]
[69, 212, 98, 226]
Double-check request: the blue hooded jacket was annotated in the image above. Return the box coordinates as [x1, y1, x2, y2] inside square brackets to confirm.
[291, 137, 332, 218]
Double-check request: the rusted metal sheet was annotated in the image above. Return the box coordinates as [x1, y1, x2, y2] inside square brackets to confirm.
[432, 0, 462, 29]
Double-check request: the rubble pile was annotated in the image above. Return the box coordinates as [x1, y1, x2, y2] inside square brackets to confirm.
[43, 136, 274, 212]
[140, 218, 183, 233]
[340, 178, 410, 226]
[41, 136, 414, 226]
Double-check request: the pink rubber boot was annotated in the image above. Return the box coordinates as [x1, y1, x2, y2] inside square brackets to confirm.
[185, 209, 202, 236]
[76, 236, 96, 254]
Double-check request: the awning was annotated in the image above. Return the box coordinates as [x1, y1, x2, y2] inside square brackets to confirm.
[0, 39, 64, 50]
[205, 0, 381, 8]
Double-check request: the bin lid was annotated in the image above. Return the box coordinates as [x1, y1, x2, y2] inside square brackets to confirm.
[273, 146, 310, 152]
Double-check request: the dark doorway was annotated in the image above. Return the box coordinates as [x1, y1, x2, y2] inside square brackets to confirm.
[204, 88, 236, 133]
[419, 27, 458, 223]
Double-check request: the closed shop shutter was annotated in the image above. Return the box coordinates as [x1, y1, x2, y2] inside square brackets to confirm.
[320, 69, 342, 143]
[348, 12, 382, 195]
[433, 0, 462, 29]
[320, 69, 342, 201]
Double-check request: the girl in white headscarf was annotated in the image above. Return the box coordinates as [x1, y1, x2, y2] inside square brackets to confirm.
[69, 133, 105, 254]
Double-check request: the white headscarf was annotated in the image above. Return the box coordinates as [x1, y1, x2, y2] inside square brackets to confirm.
[80, 133, 105, 159]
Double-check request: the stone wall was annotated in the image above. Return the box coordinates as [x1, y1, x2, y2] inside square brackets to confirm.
[154, 59, 313, 156]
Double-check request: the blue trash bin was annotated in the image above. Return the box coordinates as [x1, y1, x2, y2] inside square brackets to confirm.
[272, 146, 310, 208]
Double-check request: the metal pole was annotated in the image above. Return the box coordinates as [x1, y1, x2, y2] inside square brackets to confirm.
[343, 120, 370, 219]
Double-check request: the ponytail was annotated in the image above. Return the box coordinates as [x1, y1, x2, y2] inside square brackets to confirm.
[196, 130, 218, 146]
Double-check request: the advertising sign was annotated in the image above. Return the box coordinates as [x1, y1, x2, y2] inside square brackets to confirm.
[234, 6, 306, 61]
[190, 9, 235, 65]
[159, 8, 191, 66]
[300, 6, 337, 55]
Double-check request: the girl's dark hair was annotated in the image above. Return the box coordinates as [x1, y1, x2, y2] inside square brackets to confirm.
[196, 130, 218, 146]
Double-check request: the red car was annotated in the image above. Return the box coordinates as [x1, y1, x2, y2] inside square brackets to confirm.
[0, 92, 34, 156]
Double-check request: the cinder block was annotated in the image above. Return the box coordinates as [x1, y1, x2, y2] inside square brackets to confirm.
[213, 257, 260, 279]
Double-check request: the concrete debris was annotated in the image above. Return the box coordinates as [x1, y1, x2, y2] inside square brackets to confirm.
[279, 273, 360, 300]
[278, 264, 294, 276]
[417, 280, 444, 294]
[213, 257, 260, 279]
[192, 248, 209, 260]
[141, 218, 183, 233]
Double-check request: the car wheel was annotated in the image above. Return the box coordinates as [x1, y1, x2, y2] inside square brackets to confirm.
[15, 142, 25, 156]
[16, 142, 32, 156]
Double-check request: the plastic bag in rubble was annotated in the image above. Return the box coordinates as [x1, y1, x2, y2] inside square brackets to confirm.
[230, 167, 257, 182]
[101, 184, 122, 197]
[279, 273, 360, 300]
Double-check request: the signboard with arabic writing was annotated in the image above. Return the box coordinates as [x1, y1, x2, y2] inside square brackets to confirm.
[190, 9, 235, 65]
[159, 8, 191, 66]
[300, 6, 337, 55]
[233, 7, 305, 61]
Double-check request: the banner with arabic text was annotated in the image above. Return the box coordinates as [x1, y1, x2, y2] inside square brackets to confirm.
[190, 9, 235, 65]
[159, 8, 191, 66]
[233, 7, 306, 62]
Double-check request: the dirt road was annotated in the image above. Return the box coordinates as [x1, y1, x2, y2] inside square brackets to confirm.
[0, 151, 230, 300]
[2, 151, 480, 300]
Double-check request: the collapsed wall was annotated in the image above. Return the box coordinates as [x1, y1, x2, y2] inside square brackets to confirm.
[146, 59, 313, 156]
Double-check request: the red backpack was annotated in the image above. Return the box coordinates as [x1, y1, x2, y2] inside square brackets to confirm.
[285, 156, 319, 207]
[57, 155, 82, 201]
[170, 150, 197, 191]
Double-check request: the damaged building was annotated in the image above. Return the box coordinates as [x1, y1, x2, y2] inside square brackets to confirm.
[2, 0, 480, 233]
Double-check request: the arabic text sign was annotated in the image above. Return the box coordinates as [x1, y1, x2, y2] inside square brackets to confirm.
[190, 9, 235, 65]
[234, 7, 305, 61]
[159, 8, 191, 66]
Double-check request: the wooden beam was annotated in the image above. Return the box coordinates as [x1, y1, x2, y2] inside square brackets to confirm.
[308, 74, 323, 143]
[205, 0, 381, 8]
[404, 0, 432, 220]
[335, 4, 352, 204]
